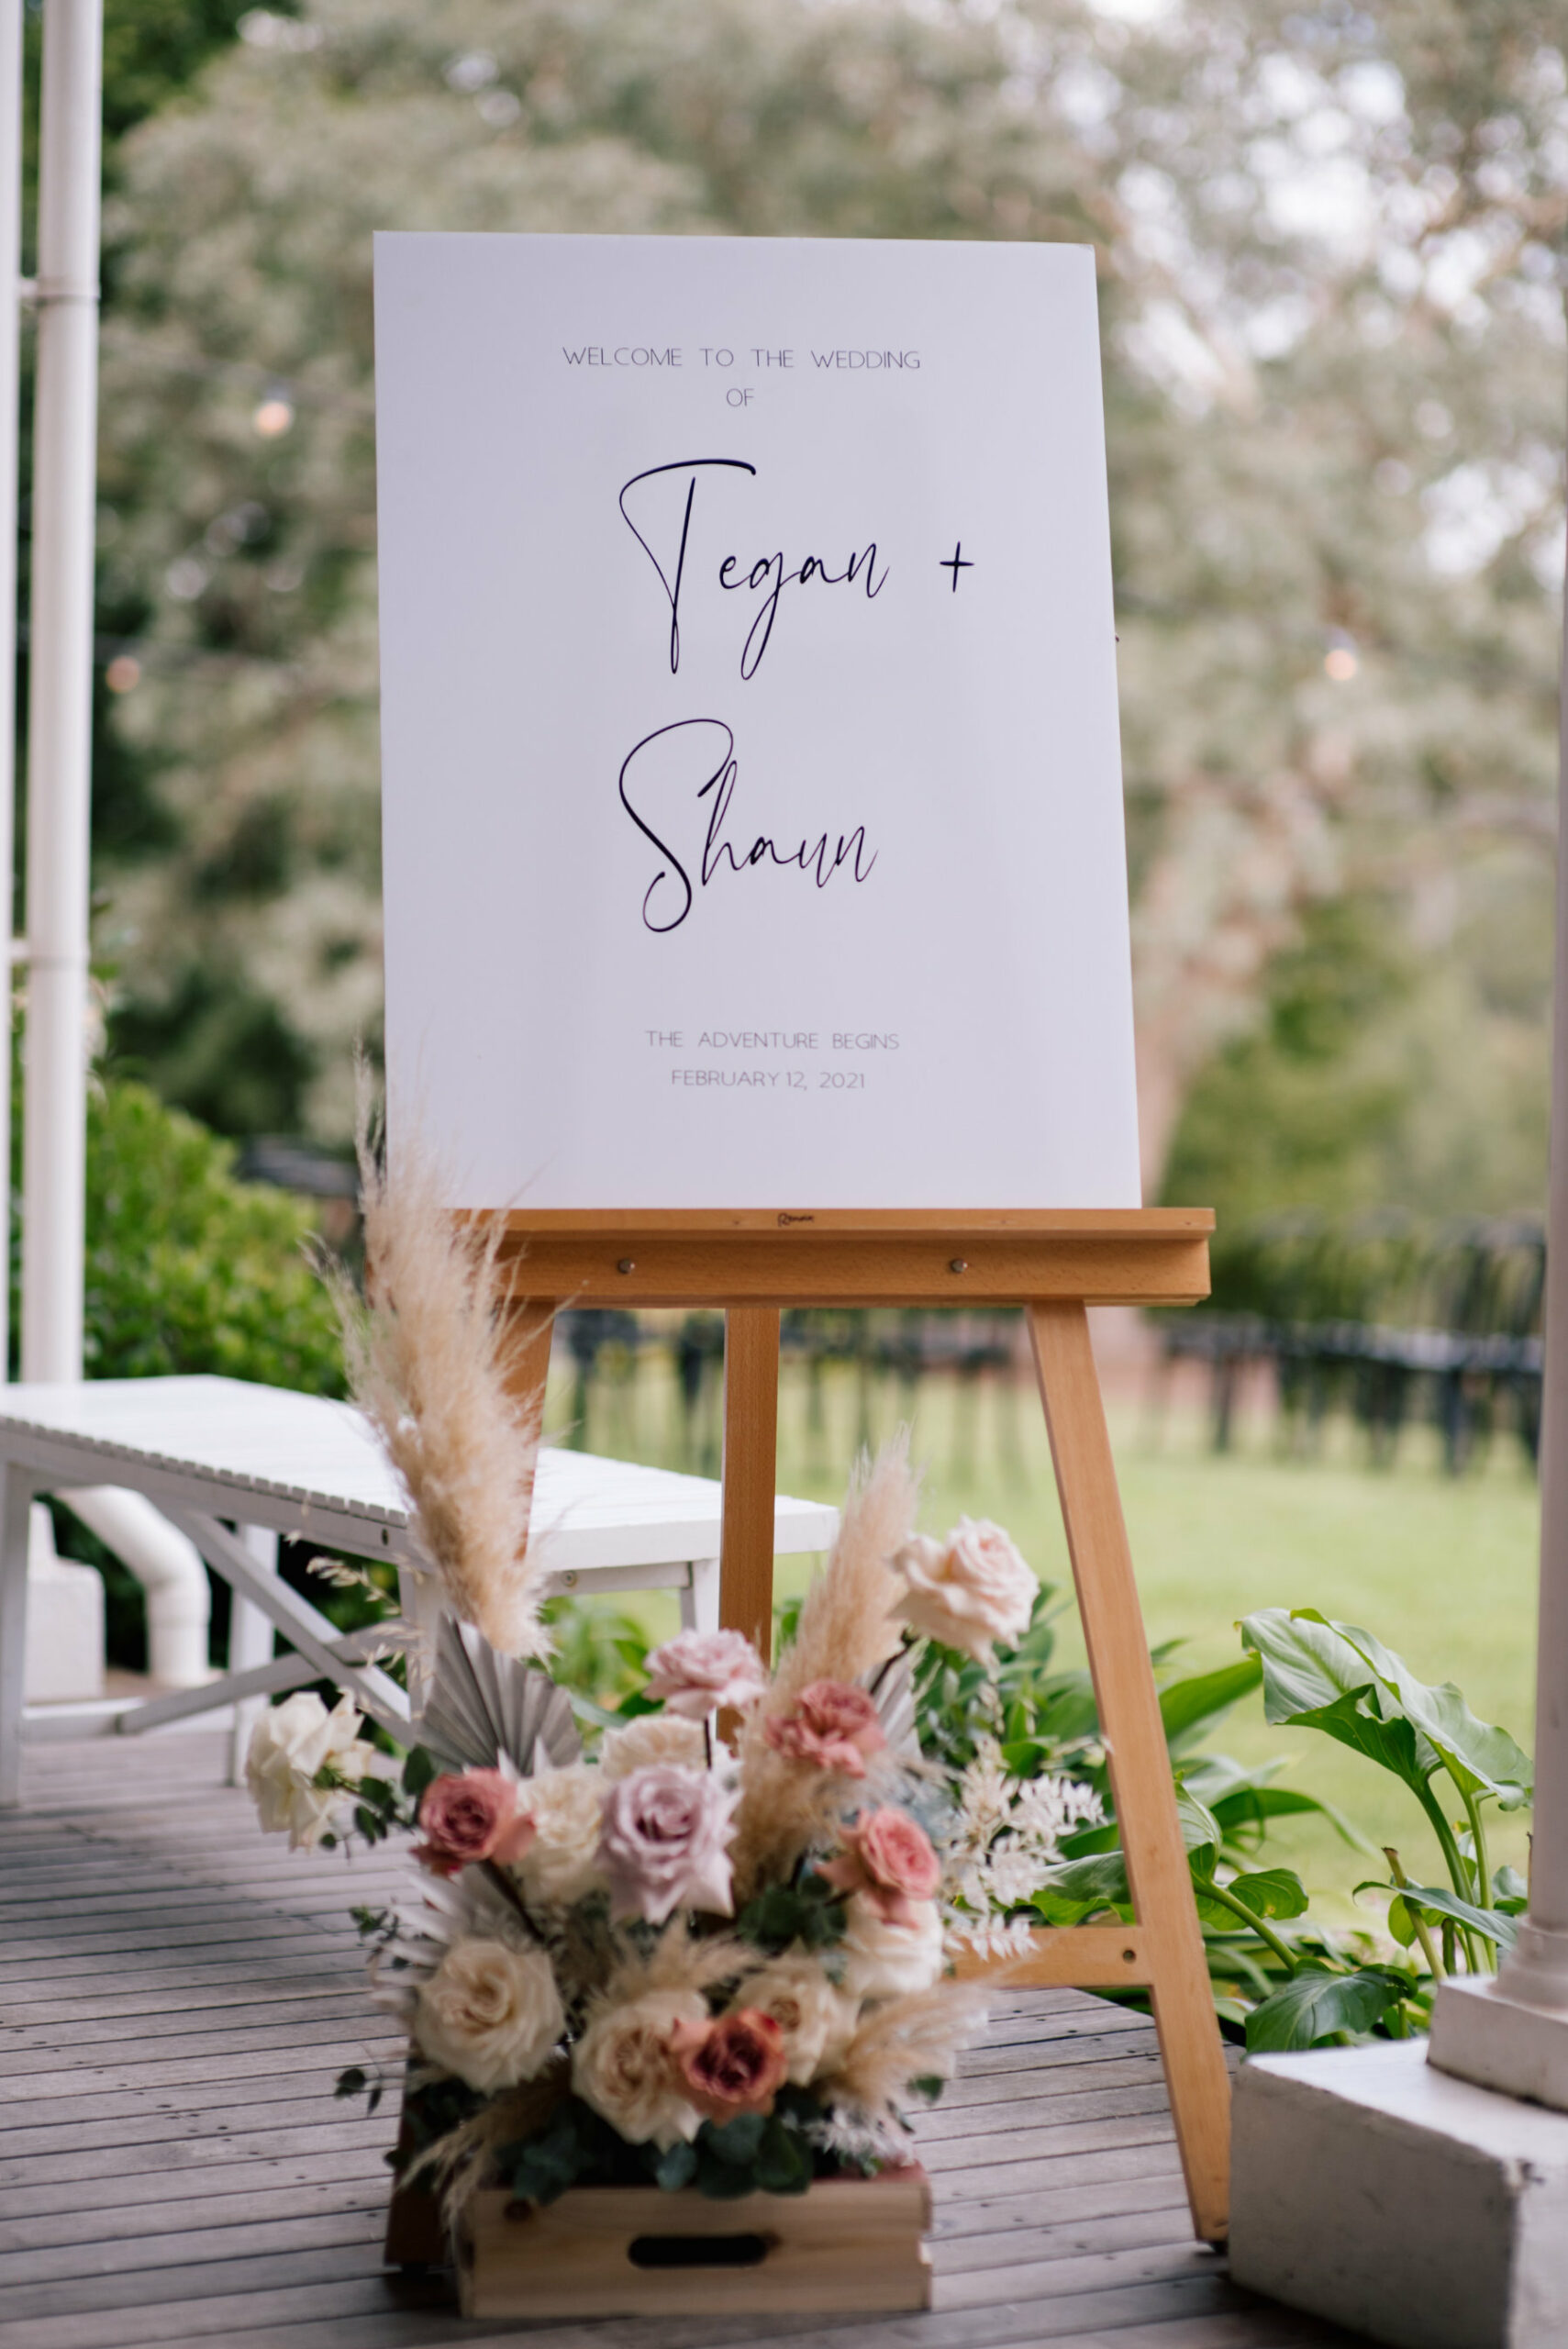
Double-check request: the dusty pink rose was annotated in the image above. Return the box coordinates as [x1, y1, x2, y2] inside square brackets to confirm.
[672, 2009, 789, 2121]
[644, 1629, 768, 1720]
[762, 1680, 886, 1777]
[819, 1806, 941, 1926]
[892, 1518, 1036, 1661]
[415, 1770, 537, 1878]
[596, 1765, 738, 1924]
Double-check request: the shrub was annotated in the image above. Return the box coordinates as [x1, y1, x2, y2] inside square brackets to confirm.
[78, 1078, 345, 1394]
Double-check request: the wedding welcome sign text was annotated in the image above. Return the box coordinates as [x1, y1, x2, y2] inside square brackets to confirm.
[374, 233, 1140, 1208]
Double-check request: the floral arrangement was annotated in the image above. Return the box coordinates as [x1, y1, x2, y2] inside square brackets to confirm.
[249, 1464, 1109, 2218]
[249, 1108, 1102, 2221]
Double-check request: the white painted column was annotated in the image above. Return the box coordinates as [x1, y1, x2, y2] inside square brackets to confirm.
[0, 0, 23, 1390]
[21, 0, 101, 1386]
[1430, 413, 1568, 2100]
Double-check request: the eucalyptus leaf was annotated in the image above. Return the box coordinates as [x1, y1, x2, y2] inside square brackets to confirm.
[653, 2140, 698, 2192]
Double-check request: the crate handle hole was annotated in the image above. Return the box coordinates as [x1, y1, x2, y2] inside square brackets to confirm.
[628, 2232, 772, 2270]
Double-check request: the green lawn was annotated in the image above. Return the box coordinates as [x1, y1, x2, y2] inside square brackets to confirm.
[544, 1350, 1540, 1919]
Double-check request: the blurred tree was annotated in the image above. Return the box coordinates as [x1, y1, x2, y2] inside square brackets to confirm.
[83, 0, 1566, 1176]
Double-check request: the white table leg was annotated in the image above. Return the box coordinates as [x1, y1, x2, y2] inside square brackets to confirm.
[680, 1556, 721, 1637]
[0, 1464, 35, 1807]
[227, 1525, 278, 1787]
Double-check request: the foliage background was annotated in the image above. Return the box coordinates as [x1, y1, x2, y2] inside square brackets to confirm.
[22, 0, 1557, 1218]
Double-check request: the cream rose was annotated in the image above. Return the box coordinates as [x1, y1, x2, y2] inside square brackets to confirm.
[573, 1989, 706, 2150]
[839, 1894, 945, 1999]
[414, 1938, 564, 2093]
[600, 1714, 706, 1780]
[246, 1690, 374, 1852]
[740, 1954, 860, 2085]
[514, 1765, 606, 1907]
[892, 1518, 1036, 1662]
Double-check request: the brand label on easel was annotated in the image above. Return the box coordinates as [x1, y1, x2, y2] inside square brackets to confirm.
[375, 233, 1140, 1208]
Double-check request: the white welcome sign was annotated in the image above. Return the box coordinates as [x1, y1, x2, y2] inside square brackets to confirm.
[375, 233, 1140, 1209]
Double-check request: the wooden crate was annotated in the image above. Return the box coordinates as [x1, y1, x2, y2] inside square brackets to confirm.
[458, 2169, 932, 2319]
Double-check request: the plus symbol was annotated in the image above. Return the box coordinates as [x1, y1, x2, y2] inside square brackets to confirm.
[940, 540, 973, 592]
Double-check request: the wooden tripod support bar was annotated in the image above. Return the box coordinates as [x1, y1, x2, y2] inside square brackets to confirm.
[499, 1206, 1229, 2243]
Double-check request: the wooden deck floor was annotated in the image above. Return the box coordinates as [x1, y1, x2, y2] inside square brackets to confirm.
[0, 1735, 1362, 2349]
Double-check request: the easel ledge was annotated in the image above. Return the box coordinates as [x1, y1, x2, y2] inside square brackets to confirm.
[484, 1206, 1214, 1308]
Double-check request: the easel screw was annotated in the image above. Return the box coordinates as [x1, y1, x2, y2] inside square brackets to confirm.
[617, 1259, 635, 1275]
[949, 1258, 968, 1275]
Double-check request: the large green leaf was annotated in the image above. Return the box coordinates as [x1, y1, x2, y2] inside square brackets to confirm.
[1175, 1786, 1223, 1858]
[1160, 1656, 1263, 1755]
[1387, 1883, 1517, 1954]
[1244, 1966, 1407, 2052]
[1227, 1868, 1309, 1920]
[1240, 1609, 1439, 1790]
[1313, 1616, 1533, 1809]
[1045, 1849, 1130, 1909]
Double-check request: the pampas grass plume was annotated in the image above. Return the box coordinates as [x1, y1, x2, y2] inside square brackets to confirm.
[818, 1985, 988, 2125]
[325, 1063, 550, 1660]
[730, 1438, 918, 1898]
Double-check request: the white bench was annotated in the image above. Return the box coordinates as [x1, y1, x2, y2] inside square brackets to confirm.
[0, 1375, 838, 1802]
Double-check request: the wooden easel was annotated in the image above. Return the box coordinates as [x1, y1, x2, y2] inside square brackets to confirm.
[497, 1206, 1230, 2245]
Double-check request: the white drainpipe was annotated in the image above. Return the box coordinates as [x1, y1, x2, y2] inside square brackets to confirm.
[61, 1489, 210, 1688]
[20, 0, 210, 1688]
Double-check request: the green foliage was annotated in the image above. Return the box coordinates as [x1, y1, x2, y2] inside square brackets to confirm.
[107, 967, 318, 1140]
[947, 1584, 1534, 2051]
[1245, 1966, 1412, 2054]
[89, 0, 1564, 1164]
[734, 1872, 845, 1957]
[503, 2086, 827, 2204]
[912, 1583, 1096, 1777]
[82, 1078, 344, 1391]
[541, 1598, 652, 1711]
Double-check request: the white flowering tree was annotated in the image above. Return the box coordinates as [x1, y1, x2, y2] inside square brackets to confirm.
[91, 0, 1566, 1187]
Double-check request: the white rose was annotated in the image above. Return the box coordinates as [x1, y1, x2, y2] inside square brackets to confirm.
[840, 1894, 945, 1999]
[892, 1518, 1036, 1661]
[415, 1938, 565, 2093]
[740, 1954, 860, 2085]
[515, 1765, 606, 1906]
[246, 1691, 373, 1852]
[600, 1714, 706, 1780]
[573, 1989, 706, 2151]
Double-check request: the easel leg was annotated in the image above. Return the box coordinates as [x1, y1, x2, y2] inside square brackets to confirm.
[720, 1308, 780, 1664]
[1029, 1300, 1230, 2245]
[501, 1295, 558, 1569]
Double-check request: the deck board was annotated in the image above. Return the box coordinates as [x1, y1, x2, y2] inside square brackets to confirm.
[0, 1735, 1362, 2348]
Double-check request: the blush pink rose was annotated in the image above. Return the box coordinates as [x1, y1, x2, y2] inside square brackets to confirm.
[644, 1629, 768, 1720]
[762, 1680, 887, 1777]
[892, 1518, 1036, 1661]
[672, 2009, 790, 2121]
[415, 1769, 537, 1878]
[819, 1806, 941, 1926]
[597, 1764, 738, 1924]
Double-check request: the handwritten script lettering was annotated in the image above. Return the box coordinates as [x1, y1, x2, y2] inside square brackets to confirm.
[617, 718, 877, 936]
[618, 459, 888, 679]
